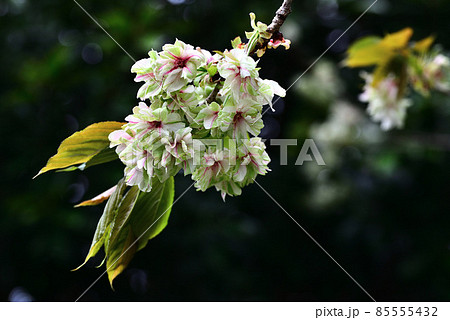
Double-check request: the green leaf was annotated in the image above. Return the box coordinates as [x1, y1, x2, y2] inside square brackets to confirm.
[105, 177, 174, 285]
[74, 175, 175, 285]
[106, 186, 140, 253]
[106, 226, 137, 287]
[34, 121, 124, 178]
[105, 187, 141, 286]
[130, 176, 175, 251]
[72, 178, 127, 271]
[56, 148, 119, 173]
[73, 176, 175, 287]
[84, 147, 119, 169]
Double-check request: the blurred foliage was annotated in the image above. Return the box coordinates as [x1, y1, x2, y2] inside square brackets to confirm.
[2, 0, 450, 301]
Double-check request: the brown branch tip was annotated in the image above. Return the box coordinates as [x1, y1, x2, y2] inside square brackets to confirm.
[267, 0, 293, 34]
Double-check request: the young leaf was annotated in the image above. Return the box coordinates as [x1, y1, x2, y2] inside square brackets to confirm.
[345, 36, 385, 67]
[380, 28, 413, 49]
[75, 185, 118, 208]
[34, 121, 124, 178]
[345, 29, 413, 68]
[347, 36, 381, 53]
[231, 36, 242, 49]
[413, 36, 435, 53]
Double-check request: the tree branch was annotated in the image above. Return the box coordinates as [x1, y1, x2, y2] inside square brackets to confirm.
[207, 0, 294, 103]
[248, 0, 293, 56]
[206, 84, 221, 104]
[266, 0, 293, 34]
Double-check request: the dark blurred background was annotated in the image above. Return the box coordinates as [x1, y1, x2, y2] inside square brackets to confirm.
[2, 0, 450, 301]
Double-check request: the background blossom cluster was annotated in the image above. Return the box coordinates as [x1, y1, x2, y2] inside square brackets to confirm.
[346, 28, 450, 131]
[109, 39, 285, 199]
[359, 53, 450, 131]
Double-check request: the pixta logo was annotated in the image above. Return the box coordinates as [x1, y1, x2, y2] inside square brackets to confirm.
[190, 138, 326, 166]
[270, 139, 326, 166]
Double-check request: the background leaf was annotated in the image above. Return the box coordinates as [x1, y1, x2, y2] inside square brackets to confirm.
[379, 27, 413, 49]
[345, 28, 413, 68]
[345, 36, 382, 66]
[35, 121, 124, 177]
[414, 36, 435, 53]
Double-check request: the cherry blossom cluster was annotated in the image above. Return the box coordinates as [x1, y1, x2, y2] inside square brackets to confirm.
[359, 72, 412, 131]
[108, 38, 286, 199]
[359, 52, 450, 131]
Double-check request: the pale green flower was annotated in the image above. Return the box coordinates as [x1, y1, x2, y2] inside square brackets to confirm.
[124, 166, 152, 192]
[155, 39, 203, 93]
[120, 142, 154, 192]
[422, 54, 450, 92]
[125, 102, 185, 141]
[109, 128, 134, 151]
[234, 137, 271, 186]
[160, 127, 194, 165]
[163, 85, 198, 111]
[131, 50, 163, 100]
[359, 72, 412, 131]
[214, 178, 242, 201]
[218, 48, 260, 100]
[256, 79, 286, 110]
[195, 102, 221, 130]
[163, 86, 203, 126]
[218, 98, 263, 138]
[192, 147, 231, 192]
